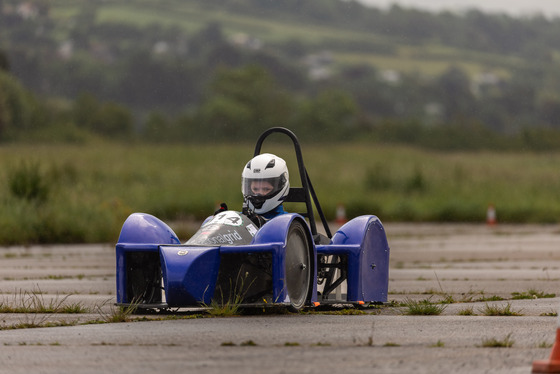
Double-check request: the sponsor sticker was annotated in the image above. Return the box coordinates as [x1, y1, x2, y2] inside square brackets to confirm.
[246, 223, 258, 236]
[204, 229, 243, 245]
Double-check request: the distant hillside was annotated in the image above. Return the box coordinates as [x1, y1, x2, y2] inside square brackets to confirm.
[3, 0, 560, 147]
[46, 0, 559, 77]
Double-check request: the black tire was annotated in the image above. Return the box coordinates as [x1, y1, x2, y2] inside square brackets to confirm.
[285, 220, 312, 312]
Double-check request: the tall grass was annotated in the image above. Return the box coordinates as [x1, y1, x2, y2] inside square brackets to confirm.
[1, 142, 560, 244]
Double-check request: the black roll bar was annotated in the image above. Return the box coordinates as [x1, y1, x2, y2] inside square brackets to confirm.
[253, 127, 332, 239]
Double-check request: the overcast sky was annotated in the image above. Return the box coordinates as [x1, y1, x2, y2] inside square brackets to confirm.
[357, 0, 560, 18]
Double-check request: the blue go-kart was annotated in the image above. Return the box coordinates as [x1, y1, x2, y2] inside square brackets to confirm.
[115, 127, 390, 311]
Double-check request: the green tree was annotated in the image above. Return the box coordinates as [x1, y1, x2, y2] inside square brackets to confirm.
[143, 111, 172, 142]
[197, 65, 294, 140]
[72, 93, 100, 130]
[538, 95, 560, 128]
[0, 50, 9, 72]
[433, 66, 476, 122]
[295, 89, 358, 141]
[72, 93, 133, 138]
[97, 102, 134, 137]
[69, 2, 98, 49]
[0, 71, 42, 141]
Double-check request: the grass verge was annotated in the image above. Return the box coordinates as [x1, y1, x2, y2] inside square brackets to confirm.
[479, 303, 523, 316]
[3, 143, 560, 244]
[402, 298, 447, 315]
[479, 333, 515, 348]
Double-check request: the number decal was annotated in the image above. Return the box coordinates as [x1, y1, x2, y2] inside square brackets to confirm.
[205, 211, 243, 227]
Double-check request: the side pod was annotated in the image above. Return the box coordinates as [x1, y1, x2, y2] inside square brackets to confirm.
[116, 213, 180, 304]
[317, 215, 390, 303]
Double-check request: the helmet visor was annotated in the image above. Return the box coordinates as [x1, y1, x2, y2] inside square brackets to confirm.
[242, 174, 287, 199]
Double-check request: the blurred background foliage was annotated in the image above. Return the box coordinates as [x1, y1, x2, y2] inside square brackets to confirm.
[2, 0, 560, 148]
[1, 143, 560, 245]
[2, 0, 560, 243]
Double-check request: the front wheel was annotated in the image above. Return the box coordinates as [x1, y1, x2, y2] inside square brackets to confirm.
[284, 220, 312, 312]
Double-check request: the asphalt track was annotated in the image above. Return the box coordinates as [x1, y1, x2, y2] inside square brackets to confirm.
[0, 223, 559, 373]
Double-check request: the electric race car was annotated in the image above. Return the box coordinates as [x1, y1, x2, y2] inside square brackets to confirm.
[115, 127, 390, 311]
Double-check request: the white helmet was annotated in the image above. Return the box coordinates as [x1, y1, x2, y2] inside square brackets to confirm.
[242, 153, 289, 214]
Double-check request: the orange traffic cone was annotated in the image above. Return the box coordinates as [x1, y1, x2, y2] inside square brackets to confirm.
[336, 203, 347, 225]
[486, 204, 497, 226]
[533, 327, 560, 373]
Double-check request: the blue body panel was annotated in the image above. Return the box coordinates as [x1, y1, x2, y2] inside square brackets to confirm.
[115, 212, 389, 307]
[117, 213, 180, 245]
[317, 215, 390, 303]
[159, 245, 221, 306]
[116, 213, 180, 304]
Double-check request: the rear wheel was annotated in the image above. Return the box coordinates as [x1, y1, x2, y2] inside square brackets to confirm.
[285, 220, 312, 312]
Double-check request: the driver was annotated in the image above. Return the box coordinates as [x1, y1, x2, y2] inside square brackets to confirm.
[241, 153, 290, 222]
